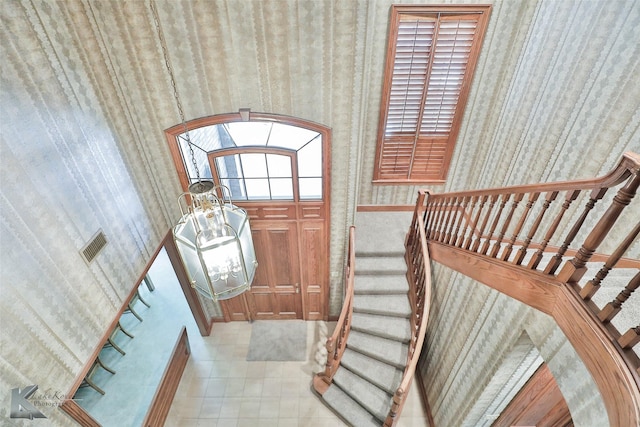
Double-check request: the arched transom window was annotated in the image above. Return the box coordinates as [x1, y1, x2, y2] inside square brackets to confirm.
[174, 119, 323, 201]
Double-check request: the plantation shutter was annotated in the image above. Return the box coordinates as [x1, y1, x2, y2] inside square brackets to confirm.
[375, 7, 490, 183]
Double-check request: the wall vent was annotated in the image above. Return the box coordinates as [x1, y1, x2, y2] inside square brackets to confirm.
[81, 230, 107, 264]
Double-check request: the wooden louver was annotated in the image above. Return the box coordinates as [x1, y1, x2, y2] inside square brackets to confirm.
[374, 6, 491, 183]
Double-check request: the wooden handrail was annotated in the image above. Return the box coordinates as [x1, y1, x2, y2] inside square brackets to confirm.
[313, 226, 356, 395]
[427, 151, 639, 199]
[415, 152, 640, 426]
[384, 193, 433, 426]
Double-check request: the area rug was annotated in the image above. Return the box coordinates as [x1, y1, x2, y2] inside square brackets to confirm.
[246, 320, 307, 361]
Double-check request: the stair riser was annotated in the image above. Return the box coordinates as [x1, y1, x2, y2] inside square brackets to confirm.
[351, 324, 411, 344]
[353, 307, 411, 318]
[332, 381, 389, 422]
[347, 344, 406, 369]
[340, 363, 398, 395]
[347, 344, 407, 369]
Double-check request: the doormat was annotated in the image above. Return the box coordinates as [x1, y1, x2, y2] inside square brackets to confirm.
[246, 320, 307, 361]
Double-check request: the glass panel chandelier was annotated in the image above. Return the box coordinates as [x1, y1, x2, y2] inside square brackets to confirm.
[151, 1, 257, 300]
[173, 182, 257, 300]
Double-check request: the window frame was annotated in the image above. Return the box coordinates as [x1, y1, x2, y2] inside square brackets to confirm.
[373, 4, 492, 184]
[165, 112, 331, 204]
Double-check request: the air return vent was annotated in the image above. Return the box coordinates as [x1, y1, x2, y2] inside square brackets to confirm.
[81, 230, 107, 264]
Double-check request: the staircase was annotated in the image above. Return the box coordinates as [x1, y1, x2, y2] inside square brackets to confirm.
[316, 212, 416, 426]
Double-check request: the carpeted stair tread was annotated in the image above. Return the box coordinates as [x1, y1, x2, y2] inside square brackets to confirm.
[356, 256, 407, 275]
[354, 211, 413, 256]
[323, 385, 381, 427]
[353, 294, 411, 318]
[341, 348, 403, 394]
[351, 312, 412, 343]
[354, 274, 409, 295]
[333, 366, 393, 422]
[347, 330, 408, 369]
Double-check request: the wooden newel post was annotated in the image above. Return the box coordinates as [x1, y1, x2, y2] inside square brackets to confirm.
[558, 172, 640, 284]
[384, 388, 405, 427]
[324, 337, 335, 377]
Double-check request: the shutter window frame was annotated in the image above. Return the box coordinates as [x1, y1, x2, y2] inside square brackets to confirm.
[374, 5, 492, 184]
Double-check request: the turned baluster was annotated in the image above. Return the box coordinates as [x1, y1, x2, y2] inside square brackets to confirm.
[502, 192, 540, 261]
[442, 197, 459, 243]
[515, 191, 558, 265]
[618, 326, 640, 350]
[456, 196, 478, 247]
[528, 190, 579, 270]
[558, 172, 640, 283]
[434, 197, 451, 241]
[448, 196, 469, 246]
[598, 271, 639, 323]
[464, 195, 488, 250]
[480, 193, 510, 255]
[426, 198, 443, 240]
[489, 193, 524, 258]
[434, 197, 448, 240]
[409, 194, 423, 249]
[580, 221, 640, 299]
[471, 194, 499, 253]
[544, 187, 608, 275]
[424, 197, 437, 238]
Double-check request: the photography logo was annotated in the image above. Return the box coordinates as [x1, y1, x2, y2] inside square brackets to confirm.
[10, 385, 46, 419]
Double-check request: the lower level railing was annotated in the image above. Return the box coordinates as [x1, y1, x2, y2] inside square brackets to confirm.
[416, 151, 640, 426]
[384, 201, 432, 426]
[313, 226, 356, 393]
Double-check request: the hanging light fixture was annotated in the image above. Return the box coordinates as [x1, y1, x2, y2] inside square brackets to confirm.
[151, 1, 257, 300]
[173, 182, 257, 300]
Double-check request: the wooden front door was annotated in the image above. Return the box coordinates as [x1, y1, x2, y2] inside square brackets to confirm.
[247, 222, 302, 319]
[166, 113, 331, 323]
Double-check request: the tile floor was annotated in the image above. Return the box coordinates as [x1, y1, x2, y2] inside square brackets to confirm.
[81, 247, 429, 426]
[165, 319, 430, 427]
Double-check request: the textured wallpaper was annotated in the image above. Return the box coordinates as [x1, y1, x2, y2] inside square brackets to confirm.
[0, 0, 638, 425]
[412, 1, 639, 426]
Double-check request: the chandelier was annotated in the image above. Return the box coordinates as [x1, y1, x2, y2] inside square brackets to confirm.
[151, 1, 257, 300]
[173, 182, 257, 300]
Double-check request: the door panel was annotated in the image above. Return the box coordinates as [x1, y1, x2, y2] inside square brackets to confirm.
[246, 223, 302, 319]
[300, 222, 326, 320]
[221, 294, 251, 321]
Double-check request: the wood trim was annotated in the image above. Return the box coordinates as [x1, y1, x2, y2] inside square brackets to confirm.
[60, 398, 101, 427]
[423, 151, 640, 199]
[428, 240, 640, 427]
[142, 327, 191, 427]
[553, 285, 640, 427]
[428, 241, 559, 314]
[163, 231, 212, 336]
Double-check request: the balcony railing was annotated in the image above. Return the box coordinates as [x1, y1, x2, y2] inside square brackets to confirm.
[416, 151, 639, 426]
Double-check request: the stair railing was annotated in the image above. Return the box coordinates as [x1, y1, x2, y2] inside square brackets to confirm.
[384, 192, 433, 426]
[416, 151, 640, 426]
[313, 226, 356, 394]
